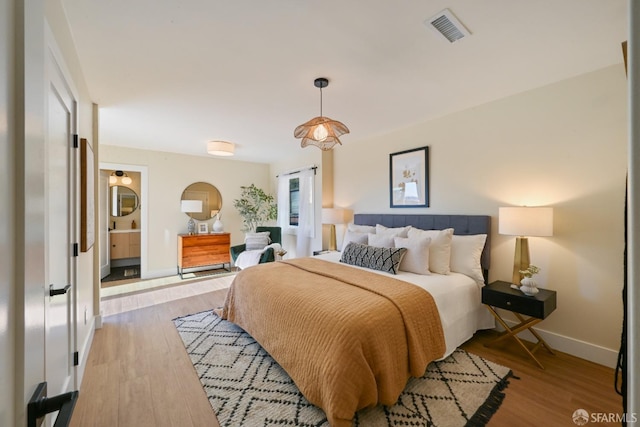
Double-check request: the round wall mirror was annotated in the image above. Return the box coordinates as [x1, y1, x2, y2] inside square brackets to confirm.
[181, 182, 222, 221]
[110, 186, 140, 217]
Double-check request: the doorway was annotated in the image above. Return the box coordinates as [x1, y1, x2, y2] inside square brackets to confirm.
[98, 163, 148, 291]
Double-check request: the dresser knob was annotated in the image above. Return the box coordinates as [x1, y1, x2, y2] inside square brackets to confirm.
[506, 301, 511, 306]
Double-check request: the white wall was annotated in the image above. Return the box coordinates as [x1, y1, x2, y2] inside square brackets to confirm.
[333, 64, 627, 366]
[99, 145, 271, 277]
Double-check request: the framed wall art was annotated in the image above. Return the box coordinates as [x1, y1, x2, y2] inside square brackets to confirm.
[389, 146, 429, 208]
[198, 222, 209, 234]
[80, 138, 95, 251]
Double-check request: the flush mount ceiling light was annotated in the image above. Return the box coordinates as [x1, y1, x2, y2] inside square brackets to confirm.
[207, 140, 235, 156]
[109, 170, 132, 185]
[294, 77, 349, 151]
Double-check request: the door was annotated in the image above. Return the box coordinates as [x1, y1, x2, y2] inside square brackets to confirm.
[100, 170, 111, 278]
[44, 51, 76, 424]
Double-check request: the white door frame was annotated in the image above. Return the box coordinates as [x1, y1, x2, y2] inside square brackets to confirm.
[96, 162, 148, 319]
[99, 170, 111, 279]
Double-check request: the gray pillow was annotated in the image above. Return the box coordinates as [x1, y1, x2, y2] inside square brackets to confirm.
[245, 231, 271, 250]
[340, 242, 407, 275]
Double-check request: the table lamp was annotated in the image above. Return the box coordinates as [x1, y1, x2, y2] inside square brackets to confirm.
[321, 208, 352, 251]
[181, 200, 203, 235]
[498, 206, 553, 284]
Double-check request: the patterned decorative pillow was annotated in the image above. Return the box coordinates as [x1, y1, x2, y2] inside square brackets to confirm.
[245, 231, 271, 250]
[340, 242, 407, 275]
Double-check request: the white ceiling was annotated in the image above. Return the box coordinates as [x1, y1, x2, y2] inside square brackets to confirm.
[61, 0, 628, 164]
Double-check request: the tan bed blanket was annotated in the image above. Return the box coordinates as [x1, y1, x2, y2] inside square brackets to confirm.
[221, 257, 445, 426]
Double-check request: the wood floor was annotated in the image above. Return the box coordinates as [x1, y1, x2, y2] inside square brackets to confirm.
[71, 279, 623, 427]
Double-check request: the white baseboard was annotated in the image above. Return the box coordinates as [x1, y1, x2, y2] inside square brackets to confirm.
[499, 319, 619, 368]
[142, 268, 178, 280]
[76, 316, 96, 390]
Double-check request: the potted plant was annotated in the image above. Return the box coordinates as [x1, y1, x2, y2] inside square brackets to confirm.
[233, 184, 277, 232]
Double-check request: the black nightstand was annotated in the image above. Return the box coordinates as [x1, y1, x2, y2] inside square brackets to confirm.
[482, 280, 557, 369]
[313, 250, 334, 256]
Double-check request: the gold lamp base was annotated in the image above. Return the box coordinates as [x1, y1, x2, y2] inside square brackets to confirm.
[512, 236, 530, 285]
[328, 224, 337, 251]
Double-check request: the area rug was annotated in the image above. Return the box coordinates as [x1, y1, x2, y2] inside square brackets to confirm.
[173, 310, 513, 427]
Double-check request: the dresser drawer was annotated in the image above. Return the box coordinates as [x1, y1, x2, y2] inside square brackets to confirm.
[181, 234, 230, 247]
[178, 233, 231, 270]
[482, 281, 556, 319]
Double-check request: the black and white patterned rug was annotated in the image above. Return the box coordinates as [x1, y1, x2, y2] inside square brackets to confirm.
[173, 310, 512, 427]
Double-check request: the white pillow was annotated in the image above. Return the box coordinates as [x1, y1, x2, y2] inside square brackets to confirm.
[341, 229, 368, 250]
[376, 224, 411, 237]
[347, 223, 376, 234]
[394, 236, 432, 275]
[245, 231, 271, 250]
[450, 234, 487, 286]
[368, 232, 396, 248]
[407, 227, 454, 274]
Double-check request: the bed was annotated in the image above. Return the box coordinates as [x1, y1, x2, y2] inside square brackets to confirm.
[221, 214, 494, 426]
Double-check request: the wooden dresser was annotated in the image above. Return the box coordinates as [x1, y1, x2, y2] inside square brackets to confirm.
[178, 233, 231, 277]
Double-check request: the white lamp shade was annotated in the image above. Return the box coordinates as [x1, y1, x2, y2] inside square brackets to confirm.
[207, 140, 235, 156]
[321, 208, 352, 225]
[181, 200, 203, 213]
[499, 207, 553, 237]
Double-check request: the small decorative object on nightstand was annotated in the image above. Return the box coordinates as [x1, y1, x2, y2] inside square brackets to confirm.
[482, 280, 557, 369]
[518, 265, 541, 296]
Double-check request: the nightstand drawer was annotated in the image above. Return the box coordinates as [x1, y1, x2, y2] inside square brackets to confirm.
[482, 281, 556, 319]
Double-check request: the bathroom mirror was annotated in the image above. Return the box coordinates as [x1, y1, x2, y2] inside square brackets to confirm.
[110, 186, 140, 217]
[181, 182, 222, 221]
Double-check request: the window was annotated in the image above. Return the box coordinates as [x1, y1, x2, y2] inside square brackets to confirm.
[289, 177, 299, 226]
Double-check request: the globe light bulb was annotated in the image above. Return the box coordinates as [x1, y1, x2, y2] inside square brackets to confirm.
[313, 124, 328, 142]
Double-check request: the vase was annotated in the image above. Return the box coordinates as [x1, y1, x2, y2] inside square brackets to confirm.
[520, 276, 539, 296]
[213, 218, 224, 233]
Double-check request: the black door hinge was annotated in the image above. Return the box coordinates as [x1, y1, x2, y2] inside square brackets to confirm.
[73, 351, 79, 366]
[73, 134, 79, 148]
[73, 243, 79, 257]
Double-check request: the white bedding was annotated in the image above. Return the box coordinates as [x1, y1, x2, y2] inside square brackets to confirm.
[314, 251, 494, 358]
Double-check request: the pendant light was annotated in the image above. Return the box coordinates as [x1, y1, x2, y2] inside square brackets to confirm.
[294, 77, 349, 150]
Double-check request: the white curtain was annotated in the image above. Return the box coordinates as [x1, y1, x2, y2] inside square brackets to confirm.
[276, 167, 315, 258]
[277, 174, 290, 233]
[296, 168, 315, 257]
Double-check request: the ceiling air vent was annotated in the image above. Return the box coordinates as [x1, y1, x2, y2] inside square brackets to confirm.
[425, 9, 471, 43]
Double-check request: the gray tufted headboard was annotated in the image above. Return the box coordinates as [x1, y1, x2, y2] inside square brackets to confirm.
[354, 214, 491, 281]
